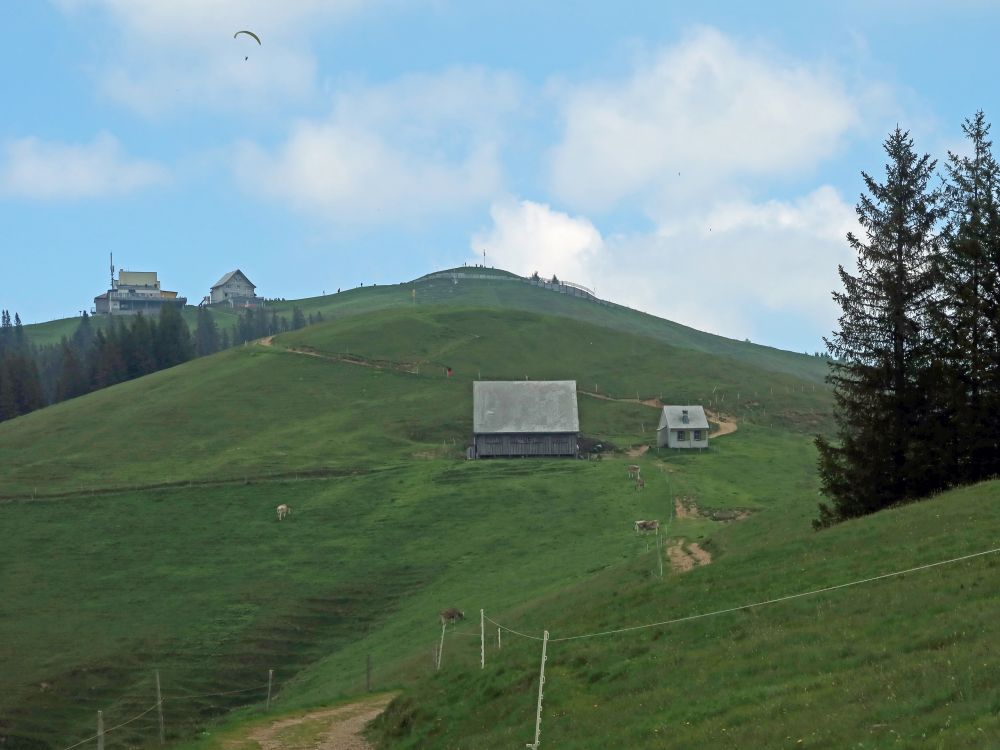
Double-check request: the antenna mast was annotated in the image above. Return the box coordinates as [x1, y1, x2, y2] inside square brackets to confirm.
[110, 253, 115, 288]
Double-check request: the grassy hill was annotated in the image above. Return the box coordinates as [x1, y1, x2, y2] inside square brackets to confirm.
[24, 268, 830, 383]
[3, 277, 991, 749]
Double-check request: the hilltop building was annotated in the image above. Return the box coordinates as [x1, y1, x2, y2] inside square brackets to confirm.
[471, 380, 579, 458]
[94, 270, 186, 316]
[206, 270, 259, 307]
[657, 405, 709, 449]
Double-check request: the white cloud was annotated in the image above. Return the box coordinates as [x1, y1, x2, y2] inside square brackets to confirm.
[473, 188, 857, 346]
[471, 199, 602, 281]
[548, 27, 862, 213]
[235, 68, 519, 223]
[0, 133, 167, 199]
[56, 0, 371, 115]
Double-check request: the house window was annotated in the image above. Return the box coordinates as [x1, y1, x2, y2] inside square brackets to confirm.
[693, 430, 703, 441]
[676, 430, 687, 441]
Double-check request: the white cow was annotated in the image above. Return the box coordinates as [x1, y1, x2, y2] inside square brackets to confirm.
[276, 503, 292, 521]
[627, 464, 641, 480]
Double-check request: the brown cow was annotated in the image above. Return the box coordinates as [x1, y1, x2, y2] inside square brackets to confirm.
[439, 608, 465, 625]
[627, 464, 641, 479]
[635, 476, 646, 491]
[634, 519, 659, 533]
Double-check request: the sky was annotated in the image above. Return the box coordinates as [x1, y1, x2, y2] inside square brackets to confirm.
[2, 1, 998, 353]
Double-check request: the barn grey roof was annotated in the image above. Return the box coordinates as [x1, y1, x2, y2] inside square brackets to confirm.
[474, 381, 579, 434]
[211, 269, 255, 290]
[658, 405, 709, 431]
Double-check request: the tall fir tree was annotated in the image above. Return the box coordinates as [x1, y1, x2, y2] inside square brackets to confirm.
[154, 305, 193, 368]
[932, 111, 1000, 482]
[816, 128, 942, 526]
[55, 339, 89, 401]
[194, 305, 220, 356]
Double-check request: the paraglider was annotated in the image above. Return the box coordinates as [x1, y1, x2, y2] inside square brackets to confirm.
[234, 30, 261, 60]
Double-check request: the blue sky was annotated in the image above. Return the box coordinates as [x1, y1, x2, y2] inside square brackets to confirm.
[2, 1, 998, 353]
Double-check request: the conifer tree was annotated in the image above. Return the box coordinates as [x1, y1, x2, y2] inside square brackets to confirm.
[292, 306, 306, 330]
[816, 127, 942, 526]
[56, 340, 89, 401]
[931, 112, 1000, 482]
[194, 306, 220, 356]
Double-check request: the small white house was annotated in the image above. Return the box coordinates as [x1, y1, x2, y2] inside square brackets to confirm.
[657, 405, 710, 449]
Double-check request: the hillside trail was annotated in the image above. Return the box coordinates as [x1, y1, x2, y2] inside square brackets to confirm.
[257, 338, 739, 438]
[233, 693, 394, 750]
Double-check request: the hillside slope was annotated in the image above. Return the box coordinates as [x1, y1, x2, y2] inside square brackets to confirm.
[371, 479, 1000, 748]
[0, 304, 829, 748]
[24, 268, 829, 383]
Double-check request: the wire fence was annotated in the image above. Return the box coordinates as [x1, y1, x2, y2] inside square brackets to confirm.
[56, 675, 275, 750]
[473, 543, 1000, 746]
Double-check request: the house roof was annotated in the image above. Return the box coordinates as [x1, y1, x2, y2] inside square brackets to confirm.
[657, 405, 709, 431]
[474, 380, 579, 434]
[211, 269, 255, 290]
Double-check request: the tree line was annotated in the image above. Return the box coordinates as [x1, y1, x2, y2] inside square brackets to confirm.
[817, 112, 1000, 526]
[0, 303, 321, 424]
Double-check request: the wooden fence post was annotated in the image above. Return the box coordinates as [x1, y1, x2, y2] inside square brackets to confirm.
[266, 668, 273, 710]
[97, 711, 104, 750]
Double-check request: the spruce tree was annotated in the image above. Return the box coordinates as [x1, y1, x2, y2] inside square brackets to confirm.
[816, 127, 942, 526]
[933, 112, 1000, 482]
[194, 306, 220, 356]
[56, 340, 89, 401]
[292, 306, 306, 330]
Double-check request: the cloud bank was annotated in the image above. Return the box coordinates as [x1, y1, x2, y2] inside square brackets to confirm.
[0, 133, 167, 199]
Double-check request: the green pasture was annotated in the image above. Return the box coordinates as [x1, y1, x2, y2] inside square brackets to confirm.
[4, 289, 992, 749]
[371, 477, 1000, 749]
[23, 269, 829, 383]
[0, 306, 830, 499]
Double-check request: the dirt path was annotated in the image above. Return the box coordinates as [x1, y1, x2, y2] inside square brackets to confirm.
[706, 409, 737, 438]
[238, 694, 394, 750]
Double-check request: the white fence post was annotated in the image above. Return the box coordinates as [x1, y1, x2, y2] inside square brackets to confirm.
[526, 630, 549, 749]
[97, 711, 104, 750]
[480, 609, 485, 669]
[497, 627, 501, 650]
[155, 669, 165, 744]
[266, 668, 273, 710]
[436, 622, 447, 671]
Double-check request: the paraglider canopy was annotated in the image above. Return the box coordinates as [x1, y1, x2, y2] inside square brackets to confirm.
[233, 30, 261, 45]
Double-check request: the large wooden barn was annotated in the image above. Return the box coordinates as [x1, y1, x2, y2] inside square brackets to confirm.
[472, 380, 579, 458]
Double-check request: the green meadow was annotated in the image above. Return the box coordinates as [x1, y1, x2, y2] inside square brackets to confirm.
[2, 279, 996, 748]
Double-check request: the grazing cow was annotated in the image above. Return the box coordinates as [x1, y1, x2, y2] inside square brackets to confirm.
[440, 607, 465, 625]
[635, 476, 646, 491]
[634, 519, 659, 533]
[627, 464, 641, 479]
[276, 503, 292, 521]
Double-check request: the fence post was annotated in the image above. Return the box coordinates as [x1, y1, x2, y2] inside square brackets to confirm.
[657, 528, 664, 578]
[97, 711, 104, 750]
[498, 627, 501, 650]
[366, 654, 373, 691]
[526, 630, 549, 749]
[480, 609, 485, 669]
[437, 623, 447, 670]
[155, 669, 165, 744]
[266, 668, 273, 710]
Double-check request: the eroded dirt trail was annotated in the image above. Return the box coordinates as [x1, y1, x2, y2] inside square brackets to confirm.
[666, 538, 713, 573]
[236, 694, 394, 750]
